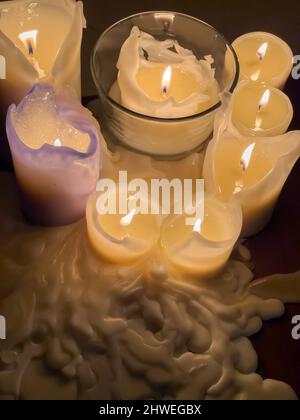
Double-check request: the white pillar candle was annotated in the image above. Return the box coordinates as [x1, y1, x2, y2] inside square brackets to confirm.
[6, 84, 101, 226]
[231, 81, 293, 137]
[232, 32, 293, 89]
[0, 0, 85, 163]
[86, 189, 161, 264]
[203, 103, 300, 237]
[104, 26, 221, 157]
[160, 195, 242, 279]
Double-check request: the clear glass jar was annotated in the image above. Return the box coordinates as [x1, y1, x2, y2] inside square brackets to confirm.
[91, 11, 239, 160]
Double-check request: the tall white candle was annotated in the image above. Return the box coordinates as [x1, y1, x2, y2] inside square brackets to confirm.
[0, 0, 86, 163]
[115, 26, 219, 119]
[6, 84, 101, 226]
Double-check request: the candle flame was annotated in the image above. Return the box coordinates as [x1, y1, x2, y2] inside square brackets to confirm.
[53, 138, 62, 148]
[162, 65, 172, 95]
[258, 89, 270, 112]
[193, 218, 202, 234]
[256, 42, 268, 61]
[19, 30, 38, 55]
[240, 143, 256, 172]
[120, 208, 137, 227]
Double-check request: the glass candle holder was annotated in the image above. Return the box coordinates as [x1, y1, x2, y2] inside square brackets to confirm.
[91, 11, 239, 160]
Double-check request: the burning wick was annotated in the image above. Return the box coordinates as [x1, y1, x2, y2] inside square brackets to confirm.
[120, 208, 137, 227]
[240, 143, 256, 172]
[256, 42, 268, 61]
[19, 30, 38, 56]
[193, 218, 203, 234]
[258, 89, 270, 112]
[162, 65, 172, 96]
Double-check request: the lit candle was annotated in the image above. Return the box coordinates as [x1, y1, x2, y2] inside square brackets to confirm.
[86, 190, 161, 264]
[92, 13, 239, 159]
[0, 0, 85, 163]
[203, 107, 300, 237]
[6, 84, 101, 226]
[232, 32, 293, 89]
[114, 26, 220, 119]
[160, 195, 242, 279]
[231, 81, 293, 136]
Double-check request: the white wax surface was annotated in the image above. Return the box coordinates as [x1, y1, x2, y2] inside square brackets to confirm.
[14, 87, 90, 152]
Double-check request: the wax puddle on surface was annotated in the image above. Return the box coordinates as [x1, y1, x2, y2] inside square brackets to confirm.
[0, 172, 298, 400]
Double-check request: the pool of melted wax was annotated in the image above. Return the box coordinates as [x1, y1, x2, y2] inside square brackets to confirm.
[0, 173, 298, 400]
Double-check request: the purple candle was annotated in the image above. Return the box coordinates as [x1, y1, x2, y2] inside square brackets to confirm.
[6, 84, 101, 226]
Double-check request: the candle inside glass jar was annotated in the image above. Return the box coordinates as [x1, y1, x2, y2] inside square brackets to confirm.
[114, 26, 220, 118]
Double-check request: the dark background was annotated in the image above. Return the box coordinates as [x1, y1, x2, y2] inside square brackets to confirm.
[1, 0, 300, 398]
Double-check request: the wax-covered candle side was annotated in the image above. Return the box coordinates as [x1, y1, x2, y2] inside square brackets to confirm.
[116, 26, 219, 119]
[232, 32, 293, 90]
[6, 84, 101, 227]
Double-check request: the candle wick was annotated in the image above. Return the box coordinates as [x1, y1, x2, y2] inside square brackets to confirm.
[28, 40, 34, 56]
[240, 160, 246, 172]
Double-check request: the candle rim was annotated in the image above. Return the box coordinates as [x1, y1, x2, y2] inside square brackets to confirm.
[204, 102, 300, 201]
[231, 80, 294, 135]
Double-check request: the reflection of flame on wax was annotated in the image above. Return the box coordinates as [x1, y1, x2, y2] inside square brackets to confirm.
[121, 208, 137, 226]
[240, 143, 256, 172]
[256, 42, 268, 61]
[250, 43, 268, 81]
[162, 65, 172, 95]
[53, 139, 62, 148]
[193, 218, 202, 234]
[250, 69, 260, 81]
[258, 89, 270, 112]
[19, 30, 38, 55]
